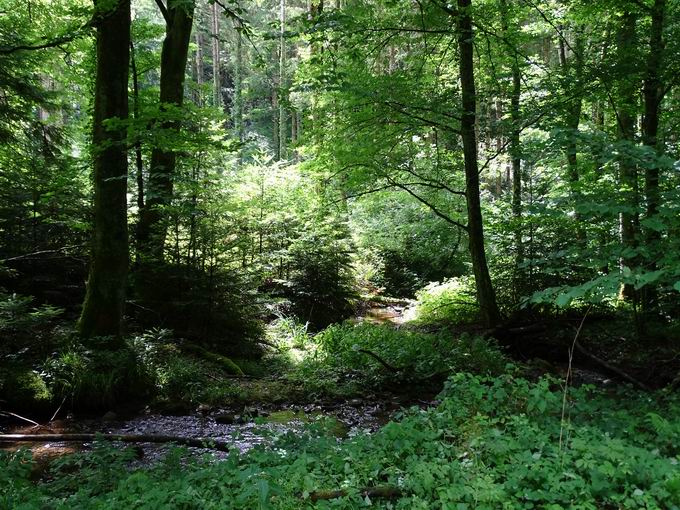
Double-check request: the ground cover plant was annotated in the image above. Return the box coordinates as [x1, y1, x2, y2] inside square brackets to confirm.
[2, 374, 679, 509]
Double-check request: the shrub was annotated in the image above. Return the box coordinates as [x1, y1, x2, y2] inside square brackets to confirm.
[285, 227, 357, 329]
[413, 276, 479, 326]
[289, 322, 509, 396]
[42, 340, 153, 411]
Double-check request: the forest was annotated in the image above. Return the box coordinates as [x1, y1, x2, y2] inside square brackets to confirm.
[1, 0, 679, 507]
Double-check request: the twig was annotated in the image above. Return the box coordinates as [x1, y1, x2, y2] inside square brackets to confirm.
[0, 411, 40, 427]
[50, 396, 67, 423]
[357, 349, 401, 372]
[559, 307, 590, 453]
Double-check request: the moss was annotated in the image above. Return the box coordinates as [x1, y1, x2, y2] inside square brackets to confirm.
[183, 343, 244, 376]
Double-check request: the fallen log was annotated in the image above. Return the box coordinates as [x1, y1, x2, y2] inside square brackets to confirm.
[357, 349, 401, 372]
[573, 340, 651, 391]
[0, 433, 231, 452]
[309, 486, 402, 502]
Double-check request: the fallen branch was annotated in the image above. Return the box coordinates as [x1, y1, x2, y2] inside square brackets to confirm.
[0, 411, 40, 427]
[309, 486, 402, 502]
[0, 433, 231, 452]
[357, 349, 401, 372]
[573, 340, 651, 391]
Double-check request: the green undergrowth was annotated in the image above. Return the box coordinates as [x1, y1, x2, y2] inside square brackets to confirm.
[2, 374, 679, 509]
[286, 322, 509, 398]
[411, 276, 479, 326]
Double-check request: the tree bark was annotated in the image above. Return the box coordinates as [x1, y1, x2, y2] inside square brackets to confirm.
[641, 0, 666, 309]
[615, 9, 639, 300]
[211, 1, 221, 108]
[78, 0, 130, 338]
[130, 40, 144, 211]
[559, 30, 585, 242]
[499, 0, 523, 272]
[136, 0, 195, 262]
[456, 0, 501, 327]
[278, 0, 287, 160]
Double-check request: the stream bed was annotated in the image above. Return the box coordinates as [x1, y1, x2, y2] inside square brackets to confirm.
[0, 397, 431, 469]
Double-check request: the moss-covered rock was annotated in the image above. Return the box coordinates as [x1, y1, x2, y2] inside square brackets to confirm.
[183, 344, 244, 376]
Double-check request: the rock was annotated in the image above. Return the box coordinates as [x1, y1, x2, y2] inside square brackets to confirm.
[158, 402, 192, 416]
[102, 411, 118, 422]
[349, 398, 363, 407]
[196, 404, 213, 414]
[214, 412, 235, 425]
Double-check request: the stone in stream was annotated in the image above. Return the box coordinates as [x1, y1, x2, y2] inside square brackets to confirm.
[196, 404, 213, 415]
[214, 412, 236, 425]
[102, 411, 118, 422]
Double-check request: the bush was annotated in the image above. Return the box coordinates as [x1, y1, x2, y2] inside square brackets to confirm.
[289, 322, 509, 396]
[42, 339, 153, 411]
[131, 264, 264, 357]
[413, 276, 479, 326]
[285, 226, 357, 329]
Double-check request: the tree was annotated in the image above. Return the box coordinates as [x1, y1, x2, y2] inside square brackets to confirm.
[136, 0, 195, 262]
[78, 0, 131, 338]
[455, 0, 501, 327]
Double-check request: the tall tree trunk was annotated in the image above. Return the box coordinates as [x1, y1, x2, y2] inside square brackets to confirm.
[130, 40, 144, 212]
[278, 0, 287, 159]
[136, 0, 195, 262]
[616, 9, 639, 300]
[78, 0, 130, 338]
[456, 0, 501, 327]
[194, 14, 204, 106]
[499, 0, 523, 271]
[233, 20, 244, 146]
[559, 30, 585, 242]
[211, 0, 221, 108]
[641, 0, 666, 309]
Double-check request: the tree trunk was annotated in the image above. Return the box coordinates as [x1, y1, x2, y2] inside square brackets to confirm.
[194, 14, 204, 106]
[641, 0, 665, 309]
[211, 1, 221, 108]
[559, 30, 585, 242]
[233, 20, 244, 146]
[456, 0, 501, 327]
[499, 0, 523, 271]
[616, 9, 639, 300]
[136, 0, 195, 262]
[130, 40, 144, 212]
[78, 0, 130, 338]
[278, 0, 286, 159]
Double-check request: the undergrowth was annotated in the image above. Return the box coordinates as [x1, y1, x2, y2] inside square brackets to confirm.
[2, 374, 679, 509]
[287, 322, 509, 397]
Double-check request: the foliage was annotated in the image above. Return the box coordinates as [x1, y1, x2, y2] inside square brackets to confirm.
[283, 218, 358, 329]
[412, 276, 479, 326]
[289, 322, 509, 397]
[41, 338, 153, 411]
[2, 375, 679, 508]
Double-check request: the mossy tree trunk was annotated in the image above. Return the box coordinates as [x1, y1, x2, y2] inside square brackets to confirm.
[136, 0, 195, 262]
[78, 0, 131, 339]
